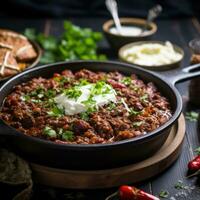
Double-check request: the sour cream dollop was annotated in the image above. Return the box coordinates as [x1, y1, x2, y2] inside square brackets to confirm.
[54, 82, 117, 115]
[110, 26, 143, 36]
[122, 41, 183, 66]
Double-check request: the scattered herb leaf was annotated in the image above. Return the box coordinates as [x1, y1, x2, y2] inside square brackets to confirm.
[62, 130, 74, 141]
[83, 100, 96, 108]
[140, 94, 149, 103]
[185, 111, 199, 122]
[76, 79, 90, 86]
[54, 76, 71, 86]
[159, 190, 169, 198]
[79, 112, 90, 121]
[121, 77, 132, 85]
[86, 104, 98, 113]
[174, 180, 188, 190]
[133, 121, 144, 127]
[21, 95, 30, 101]
[31, 99, 42, 103]
[129, 108, 141, 116]
[43, 126, 57, 138]
[47, 106, 64, 117]
[107, 102, 116, 111]
[44, 89, 57, 98]
[194, 147, 200, 155]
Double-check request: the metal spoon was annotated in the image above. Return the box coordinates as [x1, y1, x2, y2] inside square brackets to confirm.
[141, 4, 162, 34]
[105, 0, 122, 35]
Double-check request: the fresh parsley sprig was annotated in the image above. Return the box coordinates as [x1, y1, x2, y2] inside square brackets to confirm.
[159, 190, 169, 198]
[24, 21, 107, 64]
[43, 126, 74, 141]
[185, 111, 199, 122]
[47, 105, 64, 117]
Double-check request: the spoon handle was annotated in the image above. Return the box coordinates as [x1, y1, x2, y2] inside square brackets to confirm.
[142, 4, 162, 33]
[147, 4, 162, 24]
[105, 0, 122, 34]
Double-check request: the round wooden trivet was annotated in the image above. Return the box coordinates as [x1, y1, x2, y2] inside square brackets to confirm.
[31, 114, 185, 189]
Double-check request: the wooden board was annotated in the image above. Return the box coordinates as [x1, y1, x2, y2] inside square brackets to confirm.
[31, 114, 185, 189]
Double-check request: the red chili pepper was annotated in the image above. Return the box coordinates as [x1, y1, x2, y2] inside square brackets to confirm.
[119, 185, 134, 200]
[105, 185, 159, 200]
[188, 155, 200, 172]
[119, 185, 160, 200]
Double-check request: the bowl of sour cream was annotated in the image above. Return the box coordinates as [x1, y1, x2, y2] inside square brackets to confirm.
[103, 18, 157, 51]
[119, 41, 184, 71]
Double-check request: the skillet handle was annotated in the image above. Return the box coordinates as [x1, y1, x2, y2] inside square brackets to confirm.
[160, 63, 200, 85]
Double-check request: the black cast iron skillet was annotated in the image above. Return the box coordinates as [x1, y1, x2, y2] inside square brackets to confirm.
[0, 61, 200, 170]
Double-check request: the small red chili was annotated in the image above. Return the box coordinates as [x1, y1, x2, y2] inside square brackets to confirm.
[119, 185, 134, 200]
[105, 185, 159, 200]
[188, 155, 200, 172]
[119, 185, 160, 200]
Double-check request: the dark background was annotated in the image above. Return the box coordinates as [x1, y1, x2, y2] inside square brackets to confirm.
[0, 0, 199, 18]
[1, 1, 200, 200]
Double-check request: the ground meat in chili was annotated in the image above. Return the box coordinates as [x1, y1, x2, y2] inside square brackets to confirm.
[0, 69, 172, 144]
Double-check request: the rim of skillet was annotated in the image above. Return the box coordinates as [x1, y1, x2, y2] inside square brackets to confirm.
[0, 60, 183, 150]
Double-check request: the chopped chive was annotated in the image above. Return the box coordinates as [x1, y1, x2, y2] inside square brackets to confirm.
[64, 87, 82, 100]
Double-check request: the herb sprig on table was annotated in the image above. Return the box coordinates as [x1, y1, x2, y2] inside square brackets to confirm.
[24, 21, 107, 64]
[159, 190, 169, 198]
[185, 111, 199, 122]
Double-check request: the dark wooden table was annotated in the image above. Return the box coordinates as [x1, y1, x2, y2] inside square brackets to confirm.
[1, 17, 200, 200]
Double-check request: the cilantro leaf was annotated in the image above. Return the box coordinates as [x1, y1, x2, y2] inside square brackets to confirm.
[174, 180, 188, 190]
[107, 102, 116, 111]
[43, 126, 57, 138]
[133, 121, 144, 127]
[62, 130, 74, 141]
[129, 108, 141, 116]
[159, 190, 169, 198]
[195, 146, 200, 155]
[121, 77, 132, 85]
[185, 111, 199, 122]
[140, 94, 149, 103]
[79, 112, 89, 121]
[47, 106, 64, 117]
